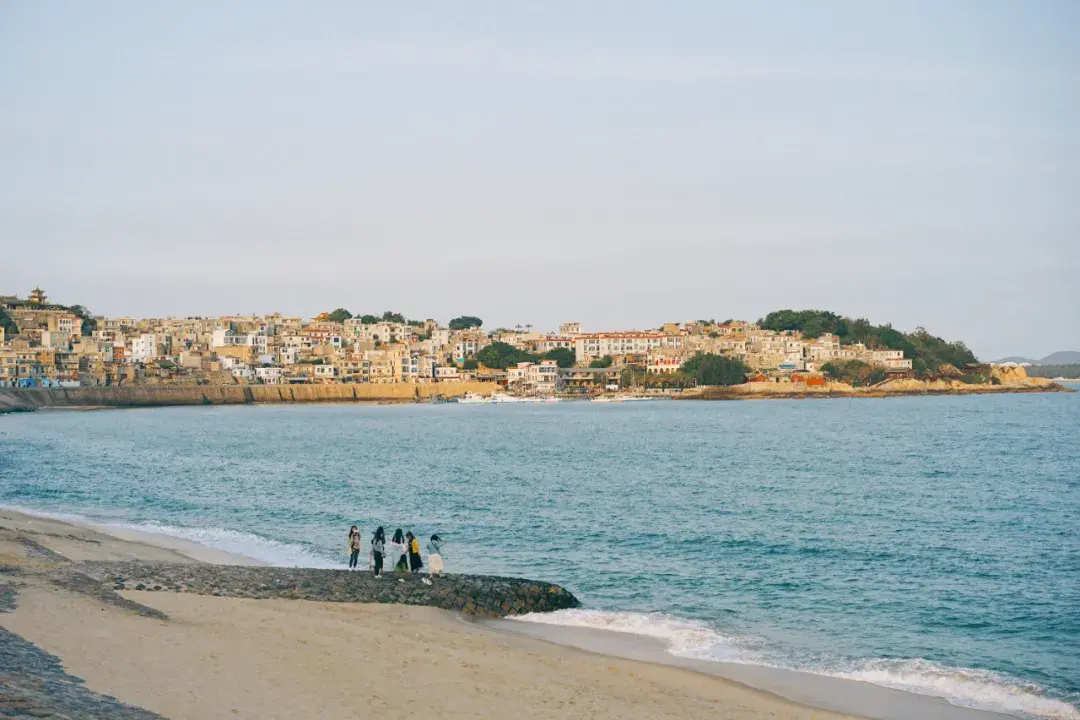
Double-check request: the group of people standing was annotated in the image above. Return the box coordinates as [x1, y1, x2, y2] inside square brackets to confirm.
[347, 525, 444, 584]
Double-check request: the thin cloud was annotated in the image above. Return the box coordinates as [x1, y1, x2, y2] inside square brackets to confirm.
[238, 41, 986, 85]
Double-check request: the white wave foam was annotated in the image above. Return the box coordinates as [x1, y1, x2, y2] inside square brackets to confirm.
[0, 504, 101, 526]
[834, 659, 1080, 720]
[109, 522, 338, 569]
[512, 609, 1079, 720]
[510, 609, 752, 660]
[0, 504, 335, 569]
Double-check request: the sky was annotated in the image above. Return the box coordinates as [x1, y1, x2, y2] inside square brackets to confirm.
[1, 1, 1077, 359]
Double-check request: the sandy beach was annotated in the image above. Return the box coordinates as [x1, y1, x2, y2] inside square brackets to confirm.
[0, 508, 868, 720]
[1, 508, 1022, 720]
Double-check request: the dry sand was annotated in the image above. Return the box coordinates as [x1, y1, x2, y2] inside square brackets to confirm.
[0, 509, 860, 720]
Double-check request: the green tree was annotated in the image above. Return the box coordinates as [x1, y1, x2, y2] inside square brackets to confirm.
[1026, 364, 1080, 379]
[326, 308, 352, 323]
[462, 358, 478, 371]
[381, 311, 406, 324]
[620, 366, 643, 388]
[542, 347, 576, 368]
[66, 304, 97, 336]
[681, 353, 750, 386]
[0, 308, 18, 336]
[820, 360, 886, 387]
[358, 314, 380, 324]
[475, 341, 535, 369]
[759, 309, 977, 375]
[589, 355, 613, 368]
[449, 315, 483, 330]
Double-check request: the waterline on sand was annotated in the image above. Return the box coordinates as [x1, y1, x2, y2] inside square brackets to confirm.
[511, 610, 1080, 720]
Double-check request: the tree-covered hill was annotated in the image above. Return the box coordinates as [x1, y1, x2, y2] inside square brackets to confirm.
[1026, 364, 1080, 379]
[758, 309, 978, 375]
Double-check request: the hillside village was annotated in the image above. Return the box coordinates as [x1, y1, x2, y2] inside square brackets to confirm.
[1, 288, 919, 394]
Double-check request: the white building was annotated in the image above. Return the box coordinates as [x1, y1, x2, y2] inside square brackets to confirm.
[129, 333, 157, 364]
[212, 327, 268, 354]
[574, 332, 664, 363]
[255, 366, 282, 384]
[559, 322, 582, 336]
[507, 360, 561, 395]
[435, 366, 462, 382]
[344, 320, 415, 345]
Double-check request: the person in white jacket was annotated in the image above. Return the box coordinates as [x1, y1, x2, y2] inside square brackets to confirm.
[390, 528, 408, 577]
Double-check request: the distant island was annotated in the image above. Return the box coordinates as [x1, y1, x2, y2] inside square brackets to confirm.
[990, 351, 1080, 380]
[994, 351, 1080, 366]
[0, 290, 1071, 410]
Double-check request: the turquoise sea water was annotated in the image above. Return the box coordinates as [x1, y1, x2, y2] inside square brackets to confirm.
[1, 392, 1078, 718]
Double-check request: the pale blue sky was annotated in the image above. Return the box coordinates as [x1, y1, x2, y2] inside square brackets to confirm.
[1, 1, 1077, 358]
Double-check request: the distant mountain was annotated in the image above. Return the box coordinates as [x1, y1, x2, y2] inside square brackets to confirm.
[1037, 351, 1080, 365]
[992, 351, 1080, 365]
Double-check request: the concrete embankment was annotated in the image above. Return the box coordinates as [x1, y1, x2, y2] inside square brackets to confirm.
[0, 382, 498, 412]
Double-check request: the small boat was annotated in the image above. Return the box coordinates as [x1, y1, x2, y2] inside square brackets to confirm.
[454, 392, 495, 404]
[591, 395, 660, 403]
[492, 393, 544, 404]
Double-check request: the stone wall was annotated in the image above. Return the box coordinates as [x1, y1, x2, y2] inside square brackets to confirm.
[81, 562, 581, 618]
[0, 381, 498, 412]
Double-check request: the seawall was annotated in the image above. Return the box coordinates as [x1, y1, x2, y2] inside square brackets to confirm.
[0, 382, 498, 412]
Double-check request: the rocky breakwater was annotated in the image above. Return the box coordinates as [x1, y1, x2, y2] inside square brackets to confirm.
[81, 562, 581, 618]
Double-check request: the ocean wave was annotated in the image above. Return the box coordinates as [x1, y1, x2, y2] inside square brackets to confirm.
[512, 609, 1080, 720]
[510, 609, 756, 660]
[834, 659, 1080, 720]
[0, 504, 336, 569]
[109, 522, 338, 569]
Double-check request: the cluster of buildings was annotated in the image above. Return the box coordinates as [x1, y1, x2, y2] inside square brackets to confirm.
[0, 289, 913, 393]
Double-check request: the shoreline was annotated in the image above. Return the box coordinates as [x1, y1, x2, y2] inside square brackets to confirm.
[0, 507, 858, 720]
[481, 618, 1013, 720]
[681, 380, 1072, 402]
[0, 508, 1041, 720]
[0, 506, 259, 566]
[1, 380, 1072, 413]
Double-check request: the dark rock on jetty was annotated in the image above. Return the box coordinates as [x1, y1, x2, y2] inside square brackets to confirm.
[80, 562, 581, 617]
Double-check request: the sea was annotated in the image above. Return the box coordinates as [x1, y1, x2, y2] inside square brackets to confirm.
[1, 389, 1078, 719]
